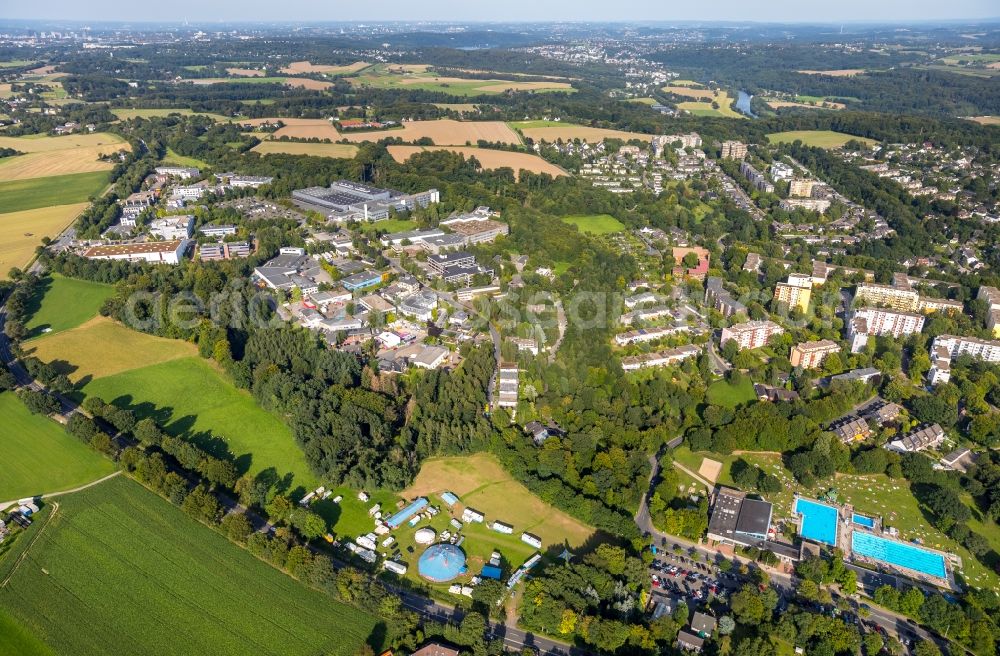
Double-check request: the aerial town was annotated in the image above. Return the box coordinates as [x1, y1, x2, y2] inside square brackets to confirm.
[0, 9, 999, 656]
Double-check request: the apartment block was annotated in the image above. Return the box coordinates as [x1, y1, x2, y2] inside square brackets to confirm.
[720, 320, 784, 351]
[788, 178, 815, 197]
[720, 141, 747, 160]
[931, 334, 1000, 364]
[790, 339, 840, 370]
[853, 283, 919, 312]
[847, 307, 925, 352]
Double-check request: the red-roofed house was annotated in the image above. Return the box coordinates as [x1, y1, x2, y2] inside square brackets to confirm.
[672, 247, 710, 281]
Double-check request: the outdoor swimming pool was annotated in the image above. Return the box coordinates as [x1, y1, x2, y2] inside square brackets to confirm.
[851, 531, 947, 579]
[852, 514, 875, 528]
[794, 497, 839, 546]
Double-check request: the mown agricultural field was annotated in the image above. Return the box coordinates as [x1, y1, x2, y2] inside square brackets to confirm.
[279, 61, 369, 75]
[676, 90, 744, 119]
[341, 119, 520, 145]
[0, 203, 89, 278]
[0, 476, 379, 656]
[510, 121, 652, 143]
[0, 392, 114, 502]
[0, 133, 130, 181]
[0, 171, 108, 214]
[78, 356, 318, 490]
[561, 214, 627, 235]
[24, 274, 114, 338]
[766, 130, 877, 148]
[252, 141, 359, 159]
[26, 317, 196, 381]
[386, 145, 566, 180]
[245, 117, 341, 141]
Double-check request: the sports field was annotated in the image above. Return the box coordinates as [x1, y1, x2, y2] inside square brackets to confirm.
[279, 61, 369, 75]
[0, 171, 108, 214]
[0, 476, 379, 656]
[386, 145, 566, 180]
[511, 122, 652, 143]
[26, 317, 196, 382]
[0, 203, 89, 278]
[766, 130, 877, 148]
[0, 392, 114, 502]
[79, 356, 318, 489]
[0, 133, 129, 181]
[252, 141, 359, 159]
[561, 214, 626, 235]
[342, 119, 520, 145]
[24, 274, 114, 339]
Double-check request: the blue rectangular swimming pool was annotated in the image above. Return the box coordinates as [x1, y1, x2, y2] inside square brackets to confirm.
[794, 498, 839, 546]
[852, 514, 875, 528]
[851, 531, 947, 579]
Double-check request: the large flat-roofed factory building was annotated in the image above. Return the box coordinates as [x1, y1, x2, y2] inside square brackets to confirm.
[293, 180, 439, 222]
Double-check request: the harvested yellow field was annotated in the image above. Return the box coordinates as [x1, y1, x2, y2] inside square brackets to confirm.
[244, 118, 341, 140]
[341, 119, 520, 145]
[967, 116, 1000, 125]
[26, 316, 197, 382]
[252, 141, 358, 159]
[0, 203, 88, 276]
[279, 61, 369, 75]
[518, 125, 652, 143]
[433, 103, 487, 112]
[797, 69, 865, 77]
[387, 145, 565, 180]
[225, 67, 264, 77]
[663, 85, 716, 99]
[0, 132, 128, 153]
[27, 65, 56, 75]
[285, 78, 333, 91]
[0, 133, 129, 181]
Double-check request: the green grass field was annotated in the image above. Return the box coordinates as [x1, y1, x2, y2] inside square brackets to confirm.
[561, 214, 626, 235]
[766, 130, 877, 148]
[112, 108, 234, 122]
[0, 476, 379, 656]
[705, 377, 757, 408]
[365, 218, 417, 234]
[163, 147, 210, 169]
[0, 609, 53, 656]
[0, 392, 114, 502]
[350, 65, 573, 97]
[80, 357, 319, 492]
[0, 171, 108, 214]
[24, 274, 113, 339]
[676, 91, 744, 119]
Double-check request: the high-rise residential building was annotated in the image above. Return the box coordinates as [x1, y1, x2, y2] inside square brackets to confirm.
[788, 178, 815, 198]
[790, 340, 841, 369]
[853, 283, 920, 312]
[847, 307, 925, 352]
[721, 320, 784, 351]
[931, 334, 1000, 364]
[720, 140, 748, 160]
[773, 274, 813, 312]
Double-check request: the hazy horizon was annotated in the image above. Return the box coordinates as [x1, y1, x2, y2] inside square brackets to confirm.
[1, 1, 998, 25]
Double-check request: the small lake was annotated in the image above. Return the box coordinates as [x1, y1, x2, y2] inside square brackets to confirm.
[735, 91, 757, 118]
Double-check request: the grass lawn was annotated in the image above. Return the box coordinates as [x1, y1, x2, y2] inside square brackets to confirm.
[350, 65, 573, 97]
[26, 317, 196, 382]
[364, 218, 417, 234]
[0, 392, 114, 502]
[79, 356, 319, 491]
[163, 147, 210, 168]
[0, 476, 379, 656]
[0, 171, 108, 214]
[24, 274, 113, 339]
[705, 377, 757, 407]
[766, 130, 877, 148]
[561, 214, 626, 235]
